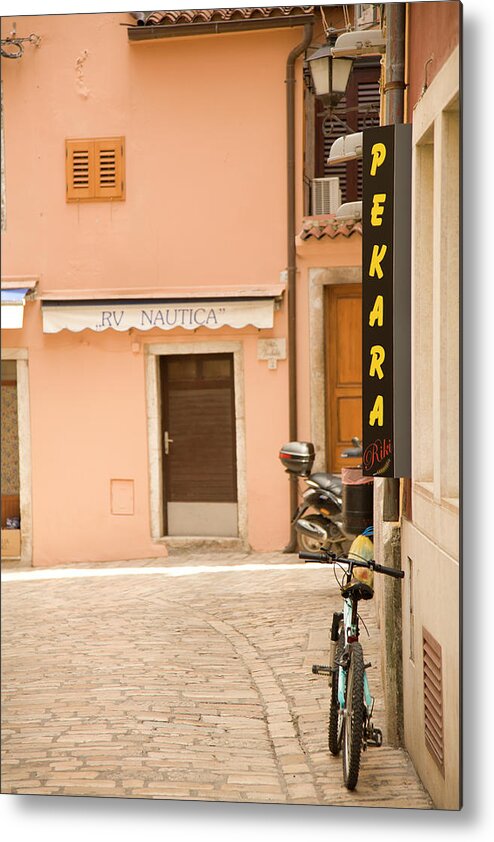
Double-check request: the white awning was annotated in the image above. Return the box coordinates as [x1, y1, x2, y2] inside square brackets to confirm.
[42, 297, 278, 334]
[1, 288, 29, 329]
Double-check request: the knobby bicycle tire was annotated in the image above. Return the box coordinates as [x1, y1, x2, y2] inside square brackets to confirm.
[328, 629, 345, 755]
[342, 641, 365, 790]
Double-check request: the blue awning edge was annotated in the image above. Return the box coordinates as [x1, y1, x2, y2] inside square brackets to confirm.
[1, 287, 29, 303]
[1, 288, 30, 329]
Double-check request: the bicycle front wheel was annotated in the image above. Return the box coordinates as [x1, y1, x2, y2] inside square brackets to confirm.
[342, 642, 365, 790]
[328, 629, 345, 755]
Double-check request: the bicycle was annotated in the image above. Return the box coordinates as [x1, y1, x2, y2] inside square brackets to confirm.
[299, 526, 404, 790]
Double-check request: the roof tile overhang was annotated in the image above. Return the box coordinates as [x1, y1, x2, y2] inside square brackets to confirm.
[298, 215, 363, 241]
[144, 7, 315, 26]
[128, 6, 315, 40]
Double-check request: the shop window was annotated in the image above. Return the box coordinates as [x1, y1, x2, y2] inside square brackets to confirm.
[65, 137, 125, 202]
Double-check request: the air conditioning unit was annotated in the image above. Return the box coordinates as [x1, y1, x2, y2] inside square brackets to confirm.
[355, 4, 379, 29]
[311, 177, 341, 215]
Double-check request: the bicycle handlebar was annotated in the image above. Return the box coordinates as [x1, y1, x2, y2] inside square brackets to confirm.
[299, 551, 333, 562]
[372, 562, 404, 579]
[299, 550, 404, 579]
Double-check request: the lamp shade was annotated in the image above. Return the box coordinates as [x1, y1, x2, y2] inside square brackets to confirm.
[332, 57, 354, 96]
[307, 44, 353, 105]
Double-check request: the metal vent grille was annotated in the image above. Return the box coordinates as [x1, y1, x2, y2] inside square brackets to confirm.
[311, 177, 341, 215]
[423, 628, 444, 772]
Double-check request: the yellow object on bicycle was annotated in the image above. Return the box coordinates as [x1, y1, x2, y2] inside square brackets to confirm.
[345, 534, 374, 598]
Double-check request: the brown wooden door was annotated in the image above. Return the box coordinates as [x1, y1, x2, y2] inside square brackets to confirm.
[160, 354, 238, 537]
[325, 284, 362, 473]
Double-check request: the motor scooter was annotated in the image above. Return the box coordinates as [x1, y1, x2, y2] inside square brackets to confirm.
[278, 438, 364, 553]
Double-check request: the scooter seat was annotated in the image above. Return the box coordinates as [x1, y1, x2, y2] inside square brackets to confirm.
[309, 473, 343, 497]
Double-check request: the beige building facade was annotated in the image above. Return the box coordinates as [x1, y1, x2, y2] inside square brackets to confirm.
[367, 1, 461, 811]
[401, 43, 460, 810]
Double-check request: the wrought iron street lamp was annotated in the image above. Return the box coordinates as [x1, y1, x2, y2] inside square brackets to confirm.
[306, 40, 353, 108]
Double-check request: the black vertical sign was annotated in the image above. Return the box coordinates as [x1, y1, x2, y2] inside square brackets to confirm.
[362, 124, 411, 478]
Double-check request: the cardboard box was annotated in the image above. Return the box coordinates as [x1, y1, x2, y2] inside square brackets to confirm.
[1, 529, 21, 558]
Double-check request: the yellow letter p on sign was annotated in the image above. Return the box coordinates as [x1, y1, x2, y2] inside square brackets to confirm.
[370, 142, 386, 176]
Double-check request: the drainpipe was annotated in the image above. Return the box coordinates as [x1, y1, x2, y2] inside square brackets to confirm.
[384, 3, 406, 126]
[379, 2, 407, 747]
[283, 22, 313, 553]
[383, 8, 406, 527]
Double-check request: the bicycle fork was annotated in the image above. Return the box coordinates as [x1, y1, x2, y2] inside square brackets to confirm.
[337, 655, 382, 750]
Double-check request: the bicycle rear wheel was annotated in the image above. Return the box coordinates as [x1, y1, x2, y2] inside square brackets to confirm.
[342, 642, 365, 790]
[328, 630, 344, 755]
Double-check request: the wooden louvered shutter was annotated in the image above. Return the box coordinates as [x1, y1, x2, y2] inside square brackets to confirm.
[66, 140, 94, 201]
[319, 94, 349, 200]
[94, 137, 125, 200]
[356, 77, 381, 197]
[66, 137, 124, 201]
[315, 59, 381, 203]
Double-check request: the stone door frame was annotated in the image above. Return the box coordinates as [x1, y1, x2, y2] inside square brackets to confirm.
[308, 266, 362, 473]
[144, 340, 248, 546]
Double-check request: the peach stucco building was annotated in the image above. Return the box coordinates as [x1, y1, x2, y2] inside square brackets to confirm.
[1, 7, 367, 566]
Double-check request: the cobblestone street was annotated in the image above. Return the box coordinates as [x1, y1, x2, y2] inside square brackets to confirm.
[1, 552, 432, 808]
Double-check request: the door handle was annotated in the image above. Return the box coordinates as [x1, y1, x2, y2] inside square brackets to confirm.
[164, 431, 174, 455]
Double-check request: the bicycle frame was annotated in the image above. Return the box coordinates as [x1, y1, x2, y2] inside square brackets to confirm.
[337, 591, 373, 714]
[301, 536, 404, 789]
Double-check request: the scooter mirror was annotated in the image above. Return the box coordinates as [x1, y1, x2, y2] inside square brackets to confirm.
[296, 518, 328, 544]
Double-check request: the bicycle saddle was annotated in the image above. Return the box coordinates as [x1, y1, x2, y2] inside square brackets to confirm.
[341, 579, 374, 601]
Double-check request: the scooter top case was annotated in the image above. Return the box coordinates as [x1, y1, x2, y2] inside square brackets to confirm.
[279, 442, 315, 478]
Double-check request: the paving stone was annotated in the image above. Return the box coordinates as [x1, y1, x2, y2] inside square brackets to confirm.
[1, 551, 432, 809]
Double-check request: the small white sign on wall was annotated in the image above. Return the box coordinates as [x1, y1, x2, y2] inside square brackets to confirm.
[257, 338, 286, 369]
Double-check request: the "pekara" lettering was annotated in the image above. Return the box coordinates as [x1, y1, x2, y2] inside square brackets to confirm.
[366, 140, 389, 430]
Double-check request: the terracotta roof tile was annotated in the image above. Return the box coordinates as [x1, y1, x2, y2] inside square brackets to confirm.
[298, 214, 363, 240]
[144, 7, 315, 26]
